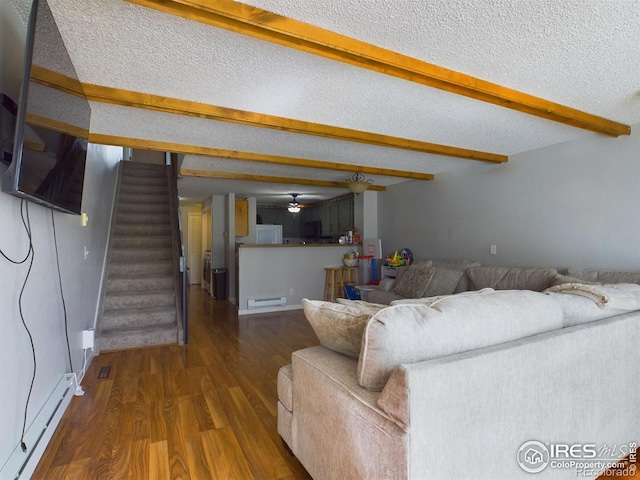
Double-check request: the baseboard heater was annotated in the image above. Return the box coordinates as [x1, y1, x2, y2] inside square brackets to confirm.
[248, 296, 287, 309]
[1, 374, 75, 479]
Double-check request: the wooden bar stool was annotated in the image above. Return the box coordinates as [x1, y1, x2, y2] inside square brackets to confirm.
[342, 267, 359, 288]
[323, 267, 344, 302]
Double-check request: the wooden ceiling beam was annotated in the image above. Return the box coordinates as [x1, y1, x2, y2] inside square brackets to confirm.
[31, 66, 505, 163]
[125, 0, 630, 137]
[180, 168, 387, 191]
[181, 147, 434, 180]
[88, 133, 433, 181]
[80, 83, 505, 163]
[26, 113, 89, 139]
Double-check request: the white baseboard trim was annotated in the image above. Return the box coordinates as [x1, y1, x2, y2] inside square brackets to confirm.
[238, 304, 303, 316]
[0, 374, 74, 480]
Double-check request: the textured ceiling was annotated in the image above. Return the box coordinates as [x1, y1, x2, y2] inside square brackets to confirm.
[8, 0, 640, 205]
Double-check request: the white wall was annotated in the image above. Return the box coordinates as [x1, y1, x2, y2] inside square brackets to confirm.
[0, 144, 120, 467]
[0, 2, 121, 468]
[355, 190, 378, 241]
[379, 126, 640, 271]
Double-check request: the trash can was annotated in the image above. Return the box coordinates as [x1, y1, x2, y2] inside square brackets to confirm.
[212, 268, 227, 300]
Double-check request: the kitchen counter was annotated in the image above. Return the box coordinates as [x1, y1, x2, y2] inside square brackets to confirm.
[236, 243, 361, 314]
[238, 243, 361, 248]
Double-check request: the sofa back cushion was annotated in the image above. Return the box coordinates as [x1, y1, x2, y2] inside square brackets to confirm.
[357, 290, 564, 391]
[567, 267, 640, 285]
[545, 292, 628, 327]
[467, 266, 558, 291]
[392, 263, 435, 298]
[429, 259, 481, 293]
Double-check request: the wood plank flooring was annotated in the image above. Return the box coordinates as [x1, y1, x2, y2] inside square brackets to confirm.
[32, 286, 316, 479]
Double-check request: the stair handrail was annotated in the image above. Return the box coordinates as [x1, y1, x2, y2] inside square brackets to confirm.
[166, 158, 187, 344]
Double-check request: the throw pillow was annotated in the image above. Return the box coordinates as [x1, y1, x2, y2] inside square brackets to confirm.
[302, 298, 385, 359]
[392, 263, 435, 298]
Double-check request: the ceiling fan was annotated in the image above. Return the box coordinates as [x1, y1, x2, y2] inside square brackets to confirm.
[288, 194, 301, 213]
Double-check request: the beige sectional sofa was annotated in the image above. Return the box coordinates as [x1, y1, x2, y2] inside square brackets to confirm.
[277, 263, 640, 479]
[367, 259, 562, 304]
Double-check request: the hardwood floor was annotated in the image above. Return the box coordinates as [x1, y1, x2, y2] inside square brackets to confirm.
[32, 286, 316, 479]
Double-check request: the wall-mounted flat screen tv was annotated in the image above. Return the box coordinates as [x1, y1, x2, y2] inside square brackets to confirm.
[2, 0, 91, 215]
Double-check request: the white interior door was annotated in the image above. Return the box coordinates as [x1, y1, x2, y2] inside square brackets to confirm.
[187, 212, 202, 285]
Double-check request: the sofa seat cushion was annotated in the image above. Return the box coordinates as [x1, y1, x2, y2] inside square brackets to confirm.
[357, 290, 564, 391]
[302, 299, 385, 359]
[392, 263, 435, 298]
[567, 267, 640, 285]
[278, 364, 294, 412]
[367, 289, 406, 305]
[467, 266, 558, 291]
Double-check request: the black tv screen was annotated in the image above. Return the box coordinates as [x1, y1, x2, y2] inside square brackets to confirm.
[2, 0, 91, 215]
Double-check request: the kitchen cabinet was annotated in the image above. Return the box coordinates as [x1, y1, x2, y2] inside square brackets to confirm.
[258, 195, 353, 238]
[338, 197, 354, 233]
[235, 199, 248, 237]
[318, 195, 354, 236]
[256, 206, 301, 238]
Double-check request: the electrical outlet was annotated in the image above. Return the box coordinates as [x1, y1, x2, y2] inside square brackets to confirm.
[490, 244, 497, 255]
[289, 288, 294, 296]
[82, 329, 94, 350]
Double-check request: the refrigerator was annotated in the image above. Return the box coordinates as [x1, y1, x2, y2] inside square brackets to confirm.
[255, 225, 283, 244]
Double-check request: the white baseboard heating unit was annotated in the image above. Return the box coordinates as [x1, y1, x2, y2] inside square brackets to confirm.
[1, 374, 75, 479]
[248, 296, 287, 309]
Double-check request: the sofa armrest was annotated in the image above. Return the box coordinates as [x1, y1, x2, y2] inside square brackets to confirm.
[291, 346, 408, 479]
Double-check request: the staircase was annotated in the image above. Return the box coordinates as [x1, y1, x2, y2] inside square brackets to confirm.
[96, 161, 184, 352]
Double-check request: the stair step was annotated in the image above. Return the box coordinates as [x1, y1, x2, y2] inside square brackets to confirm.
[110, 247, 172, 262]
[100, 305, 176, 330]
[121, 175, 167, 187]
[113, 223, 171, 236]
[111, 235, 171, 249]
[122, 161, 168, 171]
[118, 193, 169, 205]
[119, 183, 169, 196]
[106, 274, 175, 293]
[116, 213, 170, 225]
[104, 289, 175, 310]
[97, 324, 177, 352]
[118, 202, 169, 215]
[109, 260, 173, 277]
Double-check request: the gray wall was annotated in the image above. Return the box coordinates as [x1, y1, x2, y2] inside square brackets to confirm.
[0, 2, 121, 467]
[379, 125, 640, 271]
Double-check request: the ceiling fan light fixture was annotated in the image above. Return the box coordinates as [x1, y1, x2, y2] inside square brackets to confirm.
[288, 193, 301, 213]
[346, 172, 373, 194]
